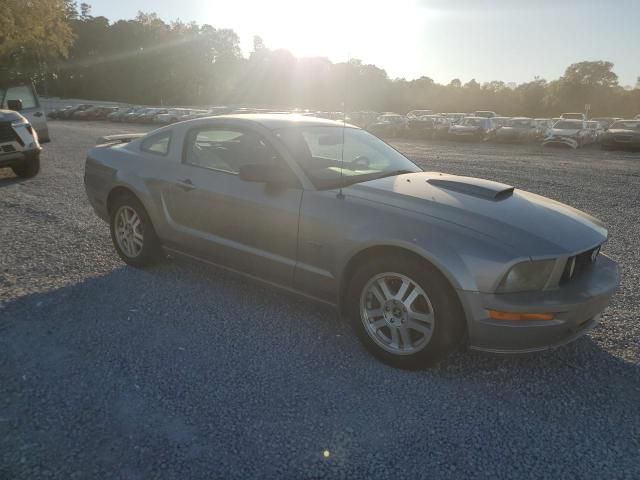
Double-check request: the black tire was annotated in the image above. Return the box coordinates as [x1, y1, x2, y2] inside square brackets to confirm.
[11, 152, 40, 178]
[109, 193, 163, 267]
[346, 254, 466, 369]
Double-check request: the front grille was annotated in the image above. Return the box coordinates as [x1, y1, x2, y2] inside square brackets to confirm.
[0, 121, 18, 143]
[1, 144, 16, 153]
[560, 246, 600, 284]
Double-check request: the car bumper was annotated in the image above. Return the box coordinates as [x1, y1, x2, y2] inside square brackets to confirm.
[602, 139, 640, 150]
[459, 254, 619, 353]
[0, 148, 40, 168]
[543, 136, 579, 148]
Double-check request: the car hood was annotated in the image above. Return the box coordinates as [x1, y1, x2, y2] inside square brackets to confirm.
[0, 109, 25, 123]
[549, 128, 580, 136]
[498, 127, 529, 134]
[606, 128, 640, 135]
[347, 172, 607, 256]
[451, 125, 480, 132]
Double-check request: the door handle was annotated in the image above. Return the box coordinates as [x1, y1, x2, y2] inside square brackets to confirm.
[34, 111, 43, 117]
[177, 178, 195, 191]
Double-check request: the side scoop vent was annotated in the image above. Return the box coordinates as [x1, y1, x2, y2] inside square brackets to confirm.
[427, 175, 515, 200]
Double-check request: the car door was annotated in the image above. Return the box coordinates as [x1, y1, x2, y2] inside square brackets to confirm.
[0, 84, 49, 142]
[160, 123, 303, 287]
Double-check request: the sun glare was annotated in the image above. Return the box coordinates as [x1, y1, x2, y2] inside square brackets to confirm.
[205, 0, 434, 66]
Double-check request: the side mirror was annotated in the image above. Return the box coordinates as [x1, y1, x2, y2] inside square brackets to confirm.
[7, 99, 22, 111]
[239, 164, 296, 186]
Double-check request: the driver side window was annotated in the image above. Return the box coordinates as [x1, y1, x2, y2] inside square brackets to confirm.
[184, 127, 282, 174]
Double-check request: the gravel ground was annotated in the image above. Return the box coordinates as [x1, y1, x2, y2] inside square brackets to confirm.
[1, 121, 639, 479]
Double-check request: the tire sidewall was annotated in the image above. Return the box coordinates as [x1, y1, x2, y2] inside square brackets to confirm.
[346, 255, 465, 369]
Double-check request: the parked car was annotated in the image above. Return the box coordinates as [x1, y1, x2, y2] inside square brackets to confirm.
[368, 114, 407, 138]
[73, 105, 118, 120]
[543, 120, 588, 148]
[406, 115, 437, 139]
[0, 83, 50, 142]
[0, 105, 41, 177]
[60, 104, 93, 120]
[108, 107, 138, 122]
[443, 113, 466, 125]
[600, 120, 640, 151]
[590, 117, 621, 129]
[585, 121, 605, 144]
[534, 118, 555, 139]
[154, 108, 192, 124]
[407, 109, 434, 118]
[121, 107, 152, 123]
[47, 105, 73, 119]
[136, 108, 168, 123]
[84, 114, 619, 368]
[473, 111, 497, 118]
[560, 113, 586, 121]
[495, 117, 537, 143]
[448, 116, 496, 141]
[345, 111, 379, 129]
[429, 115, 452, 139]
[492, 117, 511, 129]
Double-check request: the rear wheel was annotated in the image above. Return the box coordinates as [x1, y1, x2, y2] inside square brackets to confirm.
[347, 254, 465, 369]
[11, 152, 40, 178]
[109, 194, 163, 267]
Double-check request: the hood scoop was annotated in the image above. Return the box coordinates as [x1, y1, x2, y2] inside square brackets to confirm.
[427, 175, 514, 200]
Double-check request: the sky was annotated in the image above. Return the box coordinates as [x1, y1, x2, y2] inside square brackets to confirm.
[87, 0, 640, 87]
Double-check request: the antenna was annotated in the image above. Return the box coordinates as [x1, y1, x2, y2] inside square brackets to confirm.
[337, 54, 349, 199]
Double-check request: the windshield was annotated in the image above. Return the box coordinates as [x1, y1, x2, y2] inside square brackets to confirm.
[554, 120, 583, 129]
[610, 121, 640, 130]
[508, 119, 533, 127]
[275, 126, 421, 189]
[461, 118, 483, 127]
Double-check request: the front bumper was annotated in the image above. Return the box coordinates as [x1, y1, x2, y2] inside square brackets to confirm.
[0, 148, 40, 168]
[459, 254, 619, 353]
[543, 136, 579, 148]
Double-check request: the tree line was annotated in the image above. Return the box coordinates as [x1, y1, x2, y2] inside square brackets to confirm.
[2, 1, 640, 117]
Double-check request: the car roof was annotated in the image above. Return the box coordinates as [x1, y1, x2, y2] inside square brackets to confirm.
[192, 113, 356, 129]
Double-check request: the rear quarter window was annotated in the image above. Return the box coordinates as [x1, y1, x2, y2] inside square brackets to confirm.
[141, 131, 171, 156]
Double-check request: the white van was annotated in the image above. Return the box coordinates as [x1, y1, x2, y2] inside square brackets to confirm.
[0, 83, 50, 142]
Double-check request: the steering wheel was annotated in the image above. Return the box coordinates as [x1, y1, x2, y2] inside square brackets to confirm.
[352, 155, 370, 169]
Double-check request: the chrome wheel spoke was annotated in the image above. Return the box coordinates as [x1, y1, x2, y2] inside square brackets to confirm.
[395, 279, 410, 301]
[406, 319, 431, 335]
[360, 271, 435, 356]
[389, 327, 400, 347]
[376, 278, 393, 301]
[398, 326, 412, 349]
[409, 310, 433, 325]
[403, 288, 419, 310]
[371, 318, 387, 331]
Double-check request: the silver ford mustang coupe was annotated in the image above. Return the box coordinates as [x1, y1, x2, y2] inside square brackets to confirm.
[84, 114, 619, 368]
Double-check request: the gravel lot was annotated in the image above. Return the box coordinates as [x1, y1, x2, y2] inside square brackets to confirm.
[1, 121, 639, 479]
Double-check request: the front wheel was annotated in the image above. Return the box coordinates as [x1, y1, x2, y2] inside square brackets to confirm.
[109, 194, 163, 267]
[347, 255, 465, 369]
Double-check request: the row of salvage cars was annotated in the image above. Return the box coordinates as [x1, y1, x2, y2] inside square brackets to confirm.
[46, 103, 640, 151]
[368, 110, 640, 150]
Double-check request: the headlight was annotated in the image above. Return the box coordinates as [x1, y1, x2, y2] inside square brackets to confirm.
[497, 259, 556, 293]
